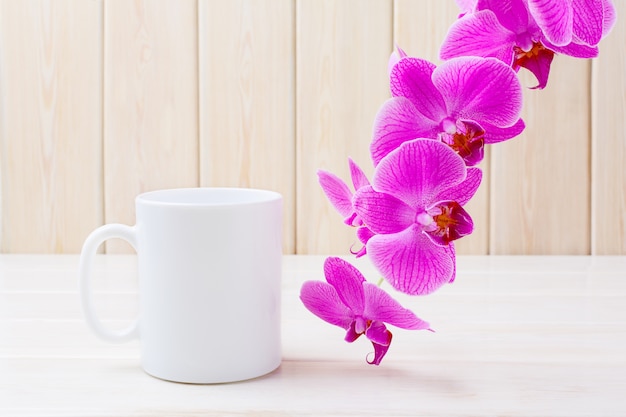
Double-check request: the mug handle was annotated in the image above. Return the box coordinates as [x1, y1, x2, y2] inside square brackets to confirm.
[78, 224, 139, 342]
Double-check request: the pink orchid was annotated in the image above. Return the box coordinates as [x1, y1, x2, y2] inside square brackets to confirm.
[354, 139, 482, 296]
[440, 0, 616, 89]
[372, 55, 524, 167]
[300, 257, 430, 365]
[302, 0, 614, 367]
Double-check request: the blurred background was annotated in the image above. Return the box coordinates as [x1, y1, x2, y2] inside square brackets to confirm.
[0, 0, 624, 255]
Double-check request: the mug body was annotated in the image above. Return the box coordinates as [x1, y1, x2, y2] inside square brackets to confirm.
[135, 188, 282, 383]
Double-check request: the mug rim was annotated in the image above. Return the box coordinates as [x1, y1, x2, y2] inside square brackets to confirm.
[136, 187, 282, 207]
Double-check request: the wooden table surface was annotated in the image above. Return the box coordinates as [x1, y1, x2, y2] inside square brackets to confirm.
[1, 254, 625, 416]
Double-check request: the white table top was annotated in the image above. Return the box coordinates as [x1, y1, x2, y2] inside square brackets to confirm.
[1, 254, 625, 416]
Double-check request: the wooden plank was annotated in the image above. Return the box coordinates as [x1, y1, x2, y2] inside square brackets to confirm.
[199, 0, 296, 254]
[591, 0, 626, 255]
[0, 0, 103, 253]
[490, 60, 591, 254]
[393, 0, 489, 255]
[393, 0, 459, 63]
[296, 0, 392, 254]
[104, 0, 199, 253]
[0, 1, 618, 256]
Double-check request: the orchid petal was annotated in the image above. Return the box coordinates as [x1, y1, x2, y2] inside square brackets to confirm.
[458, 139, 485, 166]
[546, 38, 599, 58]
[434, 56, 523, 127]
[482, 119, 526, 144]
[353, 186, 415, 234]
[373, 139, 467, 210]
[527, 0, 573, 46]
[476, 0, 532, 33]
[601, 0, 617, 36]
[300, 281, 353, 329]
[363, 283, 430, 330]
[390, 58, 448, 122]
[317, 170, 353, 218]
[371, 97, 438, 166]
[323, 257, 365, 315]
[434, 167, 482, 206]
[440, 10, 517, 65]
[352, 227, 375, 257]
[350, 244, 367, 258]
[344, 211, 362, 227]
[367, 225, 455, 295]
[348, 158, 369, 190]
[446, 243, 457, 283]
[572, 0, 604, 46]
[344, 321, 362, 343]
[357, 226, 375, 246]
[453, 209, 474, 237]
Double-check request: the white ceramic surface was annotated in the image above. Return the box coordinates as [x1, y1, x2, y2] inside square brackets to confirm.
[78, 188, 283, 383]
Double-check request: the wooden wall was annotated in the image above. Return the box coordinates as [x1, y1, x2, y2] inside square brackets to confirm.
[0, 0, 624, 255]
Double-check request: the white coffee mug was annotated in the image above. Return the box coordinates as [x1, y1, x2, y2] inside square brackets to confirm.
[78, 187, 283, 383]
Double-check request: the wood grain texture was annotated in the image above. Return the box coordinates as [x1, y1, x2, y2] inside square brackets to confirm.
[393, 0, 459, 63]
[199, 0, 296, 253]
[296, 0, 392, 254]
[0, 0, 103, 253]
[490, 61, 592, 254]
[591, 0, 626, 255]
[2, 254, 626, 416]
[104, 0, 199, 253]
[393, 0, 489, 255]
[0, 1, 624, 256]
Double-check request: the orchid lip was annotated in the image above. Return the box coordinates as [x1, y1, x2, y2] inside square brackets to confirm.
[423, 201, 474, 246]
[438, 119, 486, 166]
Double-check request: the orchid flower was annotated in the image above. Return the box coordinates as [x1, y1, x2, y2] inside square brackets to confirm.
[354, 139, 482, 296]
[300, 256, 430, 365]
[440, 0, 616, 89]
[373, 55, 524, 167]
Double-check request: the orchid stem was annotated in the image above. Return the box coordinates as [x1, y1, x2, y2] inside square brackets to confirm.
[377, 277, 384, 287]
